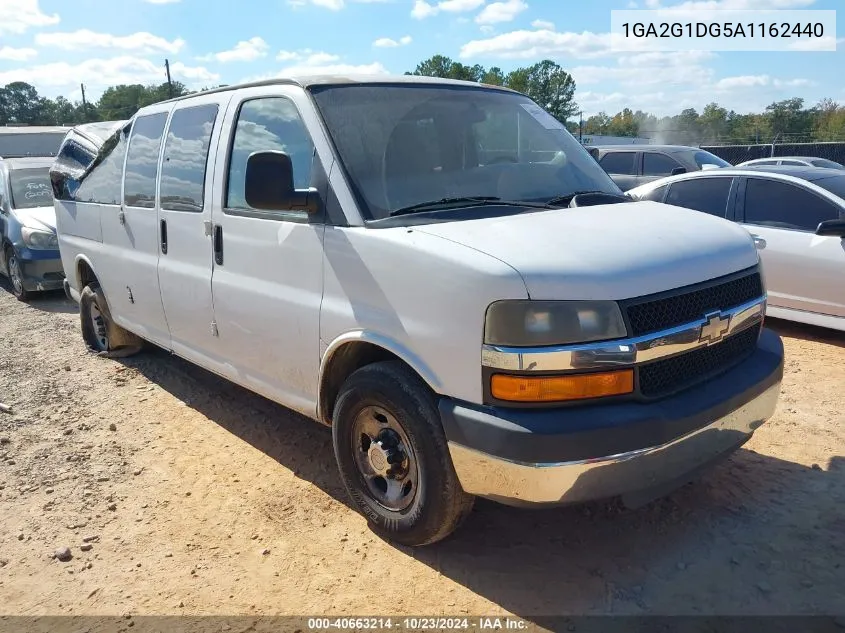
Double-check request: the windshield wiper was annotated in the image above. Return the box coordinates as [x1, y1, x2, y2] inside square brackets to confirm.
[545, 191, 632, 207]
[389, 196, 552, 217]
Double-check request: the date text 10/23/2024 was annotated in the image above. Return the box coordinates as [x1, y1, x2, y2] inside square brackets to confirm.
[306, 617, 529, 630]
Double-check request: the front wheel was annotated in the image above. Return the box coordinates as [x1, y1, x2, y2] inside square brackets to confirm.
[332, 361, 474, 546]
[5, 247, 31, 302]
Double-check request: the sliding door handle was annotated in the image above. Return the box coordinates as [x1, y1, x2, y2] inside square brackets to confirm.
[213, 224, 223, 265]
[160, 219, 168, 254]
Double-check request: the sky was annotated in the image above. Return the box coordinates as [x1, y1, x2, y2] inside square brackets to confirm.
[0, 0, 842, 117]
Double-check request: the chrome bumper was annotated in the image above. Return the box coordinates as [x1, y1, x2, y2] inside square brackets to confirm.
[447, 382, 780, 507]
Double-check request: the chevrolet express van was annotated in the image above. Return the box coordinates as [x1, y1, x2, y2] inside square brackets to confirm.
[51, 76, 784, 546]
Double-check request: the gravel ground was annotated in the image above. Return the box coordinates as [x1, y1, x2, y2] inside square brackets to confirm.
[1, 281, 843, 621]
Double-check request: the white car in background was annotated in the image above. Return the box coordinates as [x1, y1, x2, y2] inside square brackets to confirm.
[736, 156, 845, 170]
[627, 165, 845, 332]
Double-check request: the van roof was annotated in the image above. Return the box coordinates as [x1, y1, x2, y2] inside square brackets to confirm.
[155, 73, 518, 106]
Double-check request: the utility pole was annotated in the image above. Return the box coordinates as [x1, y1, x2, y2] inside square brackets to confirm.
[80, 84, 88, 122]
[579, 110, 583, 142]
[165, 59, 174, 99]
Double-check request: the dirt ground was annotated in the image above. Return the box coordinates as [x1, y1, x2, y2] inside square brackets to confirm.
[1, 281, 844, 621]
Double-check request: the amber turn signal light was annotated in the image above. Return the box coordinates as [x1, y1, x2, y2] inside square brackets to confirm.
[491, 370, 634, 403]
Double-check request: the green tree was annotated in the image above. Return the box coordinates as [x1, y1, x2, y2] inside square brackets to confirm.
[522, 60, 577, 123]
[481, 67, 505, 86]
[0, 82, 50, 125]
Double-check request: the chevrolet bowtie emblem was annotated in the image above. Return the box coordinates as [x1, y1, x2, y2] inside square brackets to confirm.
[699, 311, 731, 345]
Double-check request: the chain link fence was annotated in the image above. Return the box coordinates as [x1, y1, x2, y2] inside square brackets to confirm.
[700, 142, 845, 166]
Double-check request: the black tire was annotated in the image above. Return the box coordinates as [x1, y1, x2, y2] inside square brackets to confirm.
[79, 282, 143, 356]
[5, 246, 31, 302]
[332, 360, 475, 546]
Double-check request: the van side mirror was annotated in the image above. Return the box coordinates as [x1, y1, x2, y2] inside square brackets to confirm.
[244, 150, 318, 213]
[670, 166, 687, 176]
[815, 219, 845, 237]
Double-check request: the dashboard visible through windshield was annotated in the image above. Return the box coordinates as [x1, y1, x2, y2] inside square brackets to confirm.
[309, 84, 623, 222]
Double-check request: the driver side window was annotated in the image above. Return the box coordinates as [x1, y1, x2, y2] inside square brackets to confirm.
[225, 97, 315, 213]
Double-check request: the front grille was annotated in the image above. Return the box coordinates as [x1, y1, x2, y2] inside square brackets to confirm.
[638, 324, 760, 399]
[624, 270, 763, 336]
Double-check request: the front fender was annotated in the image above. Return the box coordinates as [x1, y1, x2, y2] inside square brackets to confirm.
[318, 329, 444, 422]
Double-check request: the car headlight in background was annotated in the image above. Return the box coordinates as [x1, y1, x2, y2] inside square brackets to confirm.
[484, 300, 628, 347]
[21, 227, 59, 250]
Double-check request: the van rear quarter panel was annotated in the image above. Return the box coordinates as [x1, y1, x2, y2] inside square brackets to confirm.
[54, 199, 102, 289]
[319, 225, 528, 405]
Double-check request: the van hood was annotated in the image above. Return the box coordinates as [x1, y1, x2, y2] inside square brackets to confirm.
[12, 206, 57, 232]
[413, 201, 759, 301]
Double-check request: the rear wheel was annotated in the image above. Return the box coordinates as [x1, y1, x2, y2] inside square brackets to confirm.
[5, 247, 31, 302]
[79, 282, 143, 356]
[332, 360, 474, 546]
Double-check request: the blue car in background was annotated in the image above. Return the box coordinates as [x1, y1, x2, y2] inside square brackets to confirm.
[0, 155, 65, 301]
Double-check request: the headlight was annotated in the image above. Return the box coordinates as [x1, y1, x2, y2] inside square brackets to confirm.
[484, 300, 627, 347]
[21, 227, 58, 250]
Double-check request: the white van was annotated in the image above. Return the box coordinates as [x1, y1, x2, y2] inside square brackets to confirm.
[51, 76, 784, 546]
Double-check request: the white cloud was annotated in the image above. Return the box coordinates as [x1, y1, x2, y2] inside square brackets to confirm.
[460, 29, 621, 59]
[373, 35, 413, 47]
[531, 19, 554, 30]
[412, 0, 485, 19]
[0, 57, 219, 99]
[475, 0, 527, 24]
[288, 0, 345, 8]
[714, 75, 813, 90]
[274, 61, 390, 77]
[0, 46, 38, 62]
[0, 0, 59, 34]
[273, 49, 342, 64]
[646, 0, 815, 9]
[197, 37, 269, 62]
[35, 30, 185, 54]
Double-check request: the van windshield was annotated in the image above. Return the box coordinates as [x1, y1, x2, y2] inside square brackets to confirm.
[9, 167, 54, 210]
[309, 84, 622, 220]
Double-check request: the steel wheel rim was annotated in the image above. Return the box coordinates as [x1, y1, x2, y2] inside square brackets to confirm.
[8, 255, 23, 295]
[88, 301, 109, 350]
[351, 405, 419, 512]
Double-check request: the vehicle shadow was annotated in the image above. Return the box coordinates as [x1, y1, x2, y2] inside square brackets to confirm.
[0, 277, 76, 313]
[766, 317, 845, 348]
[117, 347, 844, 619]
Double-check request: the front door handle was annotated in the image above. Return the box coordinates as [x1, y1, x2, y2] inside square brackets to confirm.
[160, 219, 168, 254]
[751, 234, 766, 249]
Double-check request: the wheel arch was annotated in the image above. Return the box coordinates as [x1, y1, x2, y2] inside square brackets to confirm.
[73, 254, 98, 291]
[317, 331, 443, 426]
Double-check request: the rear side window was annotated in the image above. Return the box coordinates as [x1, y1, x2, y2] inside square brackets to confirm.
[643, 152, 682, 176]
[640, 184, 667, 202]
[693, 150, 730, 168]
[160, 104, 219, 212]
[665, 177, 733, 217]
[780, 160, 805, 166]
[124, 113, 168, 209]
[599, 152, 636, 175]
[743, 178, 840, 231]
[73, 128, 129, 205]
[750, 160, 777, 166]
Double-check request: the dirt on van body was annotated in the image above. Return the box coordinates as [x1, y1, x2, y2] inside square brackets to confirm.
[1, 283, 844, 622]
